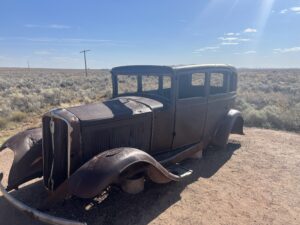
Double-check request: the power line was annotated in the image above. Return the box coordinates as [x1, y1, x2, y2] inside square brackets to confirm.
[80, 49, 91, 77]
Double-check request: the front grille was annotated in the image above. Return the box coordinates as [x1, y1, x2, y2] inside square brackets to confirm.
[43, 115, 68, 190]
[81, 116, 151, 161]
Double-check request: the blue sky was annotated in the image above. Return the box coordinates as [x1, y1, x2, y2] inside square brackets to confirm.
[0, 0, 299, 68]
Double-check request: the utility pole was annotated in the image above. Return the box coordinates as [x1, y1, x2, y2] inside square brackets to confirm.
[80, 49, 90, 77]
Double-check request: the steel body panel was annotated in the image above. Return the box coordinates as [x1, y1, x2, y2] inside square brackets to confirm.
[0, 128, 43, 191]
[0, 64, 244, 225]
[67, 98, 152, 126]
[43, 109, 81, 190]
[123, 96, 175, 153]
[205, 93, 236, 143]
[80, 113, 152, 160]
[43, 97, 158, 191]
[173, 97, 207, 149]
[46, 148, 180, 200]
[212, 109, 244, 148]
[111, 65, 174, 76]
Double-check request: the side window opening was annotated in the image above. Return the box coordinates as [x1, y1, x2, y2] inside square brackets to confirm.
[162, 76, 172, 99]
[192, 73, 205, 86]
[142, 75, 159, 91]
[117, 75, 138, 94]
[229, 73, 237, 92]
[209, 72, 227, 95]
[179, 72, 206, 99]
[163, 76, 171, 89]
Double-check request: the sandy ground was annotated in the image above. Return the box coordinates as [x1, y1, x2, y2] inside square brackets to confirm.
[0, 127, 299, 225]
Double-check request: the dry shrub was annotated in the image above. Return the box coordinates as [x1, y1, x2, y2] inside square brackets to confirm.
[236, 69, 300, 132]
[10, 111, 26, 122]
[0, 68, 299, 132]
[0, 118, 7, 129]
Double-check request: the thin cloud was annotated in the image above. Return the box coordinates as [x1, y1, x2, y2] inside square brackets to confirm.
[4, 37, 112, 43]
[218, 37, 250, 43]
[49, 24, 71, 29]
[273, 47, 300, 53]
[280, 9, 288, 14]
[279, 7, 300, 15]
[63, 38, 111, 43]
[239, 38, 250, 42]
[244, 28, 257, 33]
[221, 42, 239, 45]
[1, 36, 133, 48]
[234, 50, 256, 55]
[290, 7, 300, 13]
[25, 24, 71, 29]
[225, 32, 240, 36]
[193, 46, 219, 53]
[219, 37, 239, 41]
[244, 50, 256, 54]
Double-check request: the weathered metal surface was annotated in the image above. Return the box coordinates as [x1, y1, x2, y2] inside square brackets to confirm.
[0, 173, 87, 225]
[125, 96, 175, 153]
[46, 148, 180, 202]
[43, 109, 81, 191]
[0, 128, 43, 191]
[212, 109, 244, 148]
[67, 98, 152, 126]
[1, 64, 244, 224]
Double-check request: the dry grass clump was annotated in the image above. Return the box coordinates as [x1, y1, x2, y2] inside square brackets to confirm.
[0, 118, 7, 129]
[10, 111, 26, 122]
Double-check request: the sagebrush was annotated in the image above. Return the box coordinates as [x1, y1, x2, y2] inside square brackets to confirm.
[0, 68, 299, 132]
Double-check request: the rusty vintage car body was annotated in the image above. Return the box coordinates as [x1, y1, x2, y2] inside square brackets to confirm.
[0, 64, 244, 225]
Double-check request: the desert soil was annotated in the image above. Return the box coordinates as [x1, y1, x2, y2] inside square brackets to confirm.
[0, 127, 299, 225]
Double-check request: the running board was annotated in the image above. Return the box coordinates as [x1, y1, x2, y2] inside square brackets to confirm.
[166, 163, 193, 178]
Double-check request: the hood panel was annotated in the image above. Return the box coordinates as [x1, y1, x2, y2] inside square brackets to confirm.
[67, 97, 159, 126]
[120, 96, 164, 110]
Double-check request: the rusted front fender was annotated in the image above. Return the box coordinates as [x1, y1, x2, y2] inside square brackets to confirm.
[212, 109, 244, 148]
[0, 128, 43, 191]
[48, 148, 180, 202]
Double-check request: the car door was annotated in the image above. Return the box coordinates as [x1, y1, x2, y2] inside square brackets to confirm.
[204, 69, 235, 142]
[172, 70, 208, 149]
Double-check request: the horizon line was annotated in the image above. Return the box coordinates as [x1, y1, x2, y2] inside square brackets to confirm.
[1, 66, 300, 70]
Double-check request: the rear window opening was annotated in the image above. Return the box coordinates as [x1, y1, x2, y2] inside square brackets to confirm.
[209, 73, 227, 95]
[178, 72, 206, 99]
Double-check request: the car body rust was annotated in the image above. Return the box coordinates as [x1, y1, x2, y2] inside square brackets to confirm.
[0, 64, 244, 225]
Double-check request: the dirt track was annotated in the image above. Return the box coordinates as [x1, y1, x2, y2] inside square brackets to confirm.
[0, 128, 299, 225]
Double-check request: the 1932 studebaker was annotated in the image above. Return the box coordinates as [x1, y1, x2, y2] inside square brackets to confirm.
[0, 64, 244, 225]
